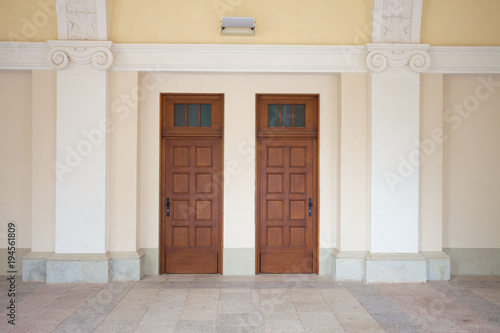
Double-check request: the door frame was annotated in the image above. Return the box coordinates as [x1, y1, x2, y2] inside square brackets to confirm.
[255, 94, 319, 274]
[159, 93, 224, 274]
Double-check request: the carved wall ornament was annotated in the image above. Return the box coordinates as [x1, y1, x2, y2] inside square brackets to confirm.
[66, 0, 98, 40]
[372, 0, 423, 44]
[48, 41, 113, 70]
[382, 0, 412, 43]
[56, 0, 108, 40]
[366, 44, 430, 73]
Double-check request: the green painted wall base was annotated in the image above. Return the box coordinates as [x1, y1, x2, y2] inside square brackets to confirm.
[444, 248, 500, 275]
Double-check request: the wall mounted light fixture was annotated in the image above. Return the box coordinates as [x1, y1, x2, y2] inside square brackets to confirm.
[221, 17, 255, 36]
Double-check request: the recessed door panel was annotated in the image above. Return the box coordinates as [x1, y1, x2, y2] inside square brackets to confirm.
[196, 227, 211, 247]
[173, 147, 189, 166]
[196, 200, 212, 220]
[196, 174, 212, 193]
[173, 227, 189, 247]
[267, 174, 283, 193]
[196, 147, 212, 167]
[268, 147, 283, 167]
[290, 174, 306, 193]
[173, 174, 189, 193]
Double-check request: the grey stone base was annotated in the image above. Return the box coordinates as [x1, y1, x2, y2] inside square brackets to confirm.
[331, 250, 367, 281]
[22, 250, 145, 283]
[1, 248, 30, 276]
[110, 250, 145, 281]
[47, 254, 111, 283]
[23, 252, 50, 281]
[422, 251, 451, 280]
[331, 250, 451, 282]
[366, 254, 427, 283]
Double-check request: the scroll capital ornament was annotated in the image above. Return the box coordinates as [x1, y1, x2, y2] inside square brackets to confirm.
[366, 43, 430, 73]
[48, 40, 113, 70]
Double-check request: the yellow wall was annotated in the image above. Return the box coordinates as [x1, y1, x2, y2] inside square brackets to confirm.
[0, 0, 58, 42]
[109, 0, 371, 45]
[421, 0, 500, 46]
[2, 0, 500, 46]
[443, 74, 500, 248]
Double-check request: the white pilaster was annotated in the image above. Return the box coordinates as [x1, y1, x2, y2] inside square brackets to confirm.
[366, 43, 430, 282]
[49, 40, 113, 255]
[368, 43, 430, 255]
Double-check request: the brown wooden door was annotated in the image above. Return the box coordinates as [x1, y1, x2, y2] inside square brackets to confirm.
[256, 94, 318, 274]
[163, 138, 221, 273]
[258, 139, 316, 273]
[160, 94, 224, 274]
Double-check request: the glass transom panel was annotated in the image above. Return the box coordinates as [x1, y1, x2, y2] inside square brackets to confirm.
[267, 104, 305, 128]
[174, 103, 212, 127]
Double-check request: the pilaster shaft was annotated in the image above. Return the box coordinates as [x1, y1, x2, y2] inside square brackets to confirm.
[50, 40, 113, 254]
[368, 44, 429, 254]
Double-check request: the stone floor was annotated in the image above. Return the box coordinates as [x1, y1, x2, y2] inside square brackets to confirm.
[1, 275, 500, 333]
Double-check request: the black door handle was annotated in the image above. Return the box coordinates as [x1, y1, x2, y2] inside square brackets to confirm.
[166, 197, 170, 217]
[308, 198, 312, 217]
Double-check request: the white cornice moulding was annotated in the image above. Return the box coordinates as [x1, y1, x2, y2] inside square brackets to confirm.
[366, 43, 430, 73]
[0, 42, 50, 70]
[426, 46, 500, 74]
[47, 40, 114, 70]
[0, 42, 499, 74]
[111, 44, 367, 72]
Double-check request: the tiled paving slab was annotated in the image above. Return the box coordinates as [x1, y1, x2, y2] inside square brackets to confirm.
[0, 275, 499, 332]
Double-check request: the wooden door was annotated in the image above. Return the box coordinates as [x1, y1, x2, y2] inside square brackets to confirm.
[160, 94, 223, 274]
[256, 95, 318, 274]
[163, 138, 221, 273]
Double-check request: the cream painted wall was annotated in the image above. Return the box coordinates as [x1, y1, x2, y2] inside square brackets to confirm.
[2, 0, 500, 46]
[137, 73, 339, 254]
[443, 74, 500, 248]
[109, 71, 140, 252]
[419, 74, 444, 252]
[0, 71, 32, 249]
[31, 70, 56, 252]
[338, 73, 369, 252]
